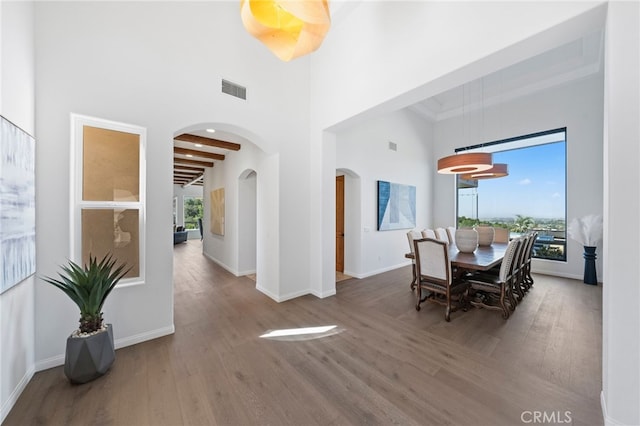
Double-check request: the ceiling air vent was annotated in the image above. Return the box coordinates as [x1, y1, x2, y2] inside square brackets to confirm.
[222, 79, 247, 100]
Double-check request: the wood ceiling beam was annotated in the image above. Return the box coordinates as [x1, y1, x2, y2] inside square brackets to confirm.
[174, 169, 202, 175]
[174, 147, 225, 161]
[174, 165, 205, 172]
[174, 157, 214, 168]
[175, 133, 241, 151]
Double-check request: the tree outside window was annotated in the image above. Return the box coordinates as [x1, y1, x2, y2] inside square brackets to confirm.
[183, 196, 203, 230]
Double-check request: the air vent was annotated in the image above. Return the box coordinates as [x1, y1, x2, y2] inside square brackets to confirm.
[388, 141, 397, 151]
[222, 79, 247, 100]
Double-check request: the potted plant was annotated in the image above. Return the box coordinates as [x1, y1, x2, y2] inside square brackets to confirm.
[42, 253, 130, 384]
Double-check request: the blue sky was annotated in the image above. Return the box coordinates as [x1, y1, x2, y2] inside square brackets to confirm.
[458, 142, 566, 220]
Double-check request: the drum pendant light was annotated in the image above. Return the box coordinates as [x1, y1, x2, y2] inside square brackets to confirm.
[240, 0, 331, 62]
[460, 163, 509, 180]
[437, 152, 493, 174]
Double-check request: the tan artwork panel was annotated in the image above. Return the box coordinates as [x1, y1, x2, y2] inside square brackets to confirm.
[83, 126, 140, 201]
[210, 188, 225, 236]
[82, 208, 140, 278]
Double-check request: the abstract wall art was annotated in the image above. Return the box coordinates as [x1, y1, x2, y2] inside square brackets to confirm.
[1, 116, 36, 293]
[377, 180, 416, 231]
[210, 187, 225, 236]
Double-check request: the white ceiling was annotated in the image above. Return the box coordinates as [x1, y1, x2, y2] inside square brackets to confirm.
[408, 28, 604, 122]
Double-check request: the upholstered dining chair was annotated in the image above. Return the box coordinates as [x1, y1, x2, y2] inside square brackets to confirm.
[521, 231, 538, 292]
[493, 227, 510, 243]
[467, 237, 520, 319]
[413, 238, 469, 321]
[435, 227, 450, 243]
[407, 230, 423, 290]
[421, 229, 437, 239]
[446, 226, 457, 245]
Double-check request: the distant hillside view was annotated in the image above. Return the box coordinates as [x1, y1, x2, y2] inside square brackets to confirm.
[458, 215, 566, 261]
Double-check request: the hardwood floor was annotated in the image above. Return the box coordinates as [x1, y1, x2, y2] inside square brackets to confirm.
[5, 240, 603, 425]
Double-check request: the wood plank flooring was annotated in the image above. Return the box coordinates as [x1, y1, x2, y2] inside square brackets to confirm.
[4, 240, 603, 425]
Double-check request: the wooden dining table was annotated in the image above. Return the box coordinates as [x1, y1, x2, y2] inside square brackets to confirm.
[406, 242, 508, 289]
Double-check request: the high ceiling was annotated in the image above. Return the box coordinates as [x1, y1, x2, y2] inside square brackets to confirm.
[408, 29, 604, 122]
[174, 26, 603, 187]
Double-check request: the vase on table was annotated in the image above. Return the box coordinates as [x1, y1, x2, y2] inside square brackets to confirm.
[583, 246, 598, 285]
[455, 228, 478, 253]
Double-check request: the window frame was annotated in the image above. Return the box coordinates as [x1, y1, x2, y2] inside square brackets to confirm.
[70, 113, 147, 287]
[455, 128, 567, 262]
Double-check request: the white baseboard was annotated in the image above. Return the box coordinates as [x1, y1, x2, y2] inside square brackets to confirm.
[238, 268, 256, 276]
[35, 325, 175, 372]
[114, 325, 175, 350]
[601, 390, 624, 425]
[256, 285, 310, 302]
[310, 288, 337, 299]
[347, 261, 411, 279]
[0, 365, 35, 425]
[203, 252, 239, 276]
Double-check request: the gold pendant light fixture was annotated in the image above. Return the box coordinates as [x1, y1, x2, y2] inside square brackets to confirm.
[240, 0, 331, 62]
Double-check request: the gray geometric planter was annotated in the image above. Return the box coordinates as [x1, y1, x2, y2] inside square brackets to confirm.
[64, 324, 115, 384]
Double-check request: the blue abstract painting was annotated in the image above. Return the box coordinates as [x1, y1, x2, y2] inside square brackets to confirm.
[377, 180, 416, 231]
[1, 116, 36, 294]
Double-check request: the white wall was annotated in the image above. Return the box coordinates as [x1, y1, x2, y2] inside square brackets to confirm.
[433, 73, 604, 280]
[336, 109, 433, 279]
[33, 1, 309, 368]
[0, 1, 35, 423]
[238, 171, 257, 275]
[173, 184, 203, 240]
[602, 2, 640, 424]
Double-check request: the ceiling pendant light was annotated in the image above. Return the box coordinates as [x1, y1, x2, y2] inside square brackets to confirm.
[460, 163, 509, 180]
[240, 0, 331, 62]
[437, 152, 493, 174]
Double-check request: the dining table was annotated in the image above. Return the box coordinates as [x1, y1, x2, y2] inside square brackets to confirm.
[406, 242, 509, 289]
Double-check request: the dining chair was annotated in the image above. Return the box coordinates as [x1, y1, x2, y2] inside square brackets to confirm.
[446, 226, 457, 244]
[493, 227, 510, 243]
[522, 231, 538, 292]
[421, 229, 436, 239]
[406, 230, 423, 290]
[467, 238, 520, 319]
[435, 227, 450, 243]
[413, 238, 469, 321]
[511, 236, 529, 302]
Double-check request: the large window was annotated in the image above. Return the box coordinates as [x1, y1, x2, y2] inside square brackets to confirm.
[183, 196, 203, 230]
[71, 114, 146, 284]
[456, 129, 566, 261]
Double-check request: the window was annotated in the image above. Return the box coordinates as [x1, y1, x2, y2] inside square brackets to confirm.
[183, 196, 203, 230]
[456, 128, 567, 261]
[71, 114, 146, 284]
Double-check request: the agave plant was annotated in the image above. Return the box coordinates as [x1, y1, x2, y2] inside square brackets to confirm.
[42, 254, 130, 334]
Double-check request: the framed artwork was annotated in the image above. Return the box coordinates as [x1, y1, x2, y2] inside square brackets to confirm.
[1, 116, 36, 293]
[210, 188, 225, 236]
[377, 180, 416, 231]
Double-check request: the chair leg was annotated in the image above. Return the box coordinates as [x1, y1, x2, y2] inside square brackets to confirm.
[500, 290, 510, 319]
[410, 263, 417, 291]
[415, 286, 421, 311]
